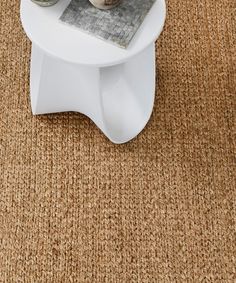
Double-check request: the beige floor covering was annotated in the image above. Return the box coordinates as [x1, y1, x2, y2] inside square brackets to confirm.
[0, 0, 235, 282]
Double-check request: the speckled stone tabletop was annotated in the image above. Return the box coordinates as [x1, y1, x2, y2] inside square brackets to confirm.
[60, 0, 156, 48]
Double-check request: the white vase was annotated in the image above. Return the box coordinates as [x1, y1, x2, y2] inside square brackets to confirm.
[88, 0, 121, 9]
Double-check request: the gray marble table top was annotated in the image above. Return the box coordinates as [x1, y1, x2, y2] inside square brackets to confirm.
[60, 0, 156, 48]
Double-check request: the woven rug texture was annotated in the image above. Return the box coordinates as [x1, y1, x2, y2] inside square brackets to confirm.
[0, 0, 235, 282]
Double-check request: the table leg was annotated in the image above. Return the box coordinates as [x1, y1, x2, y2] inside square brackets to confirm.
[30, 43, 156, 143]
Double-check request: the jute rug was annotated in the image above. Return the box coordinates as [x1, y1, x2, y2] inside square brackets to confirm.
[0, 0, 235, 282]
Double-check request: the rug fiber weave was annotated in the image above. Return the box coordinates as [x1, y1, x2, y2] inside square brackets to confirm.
[0, 0, 235, 282]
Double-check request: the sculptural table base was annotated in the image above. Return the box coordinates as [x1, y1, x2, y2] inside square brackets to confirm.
[30, 43, 156, 144]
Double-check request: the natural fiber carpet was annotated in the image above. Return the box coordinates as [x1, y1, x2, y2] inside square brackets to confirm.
[0, 0, 235, 282]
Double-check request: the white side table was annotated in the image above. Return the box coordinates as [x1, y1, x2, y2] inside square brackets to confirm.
[20, 0, 166, 143]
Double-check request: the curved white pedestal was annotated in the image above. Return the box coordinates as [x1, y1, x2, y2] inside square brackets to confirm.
[20, 0, 166, 143]
[31, 43, 156, 144]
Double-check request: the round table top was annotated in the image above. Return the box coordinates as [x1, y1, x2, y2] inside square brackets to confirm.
[21, 0, 166, 67]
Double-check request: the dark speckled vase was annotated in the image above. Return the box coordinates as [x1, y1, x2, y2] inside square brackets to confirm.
[31, 0, 59, 6]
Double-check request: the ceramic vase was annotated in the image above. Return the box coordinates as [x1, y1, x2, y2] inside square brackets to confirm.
[89, 0, 121, 9]
[31, 0, 59, 6]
